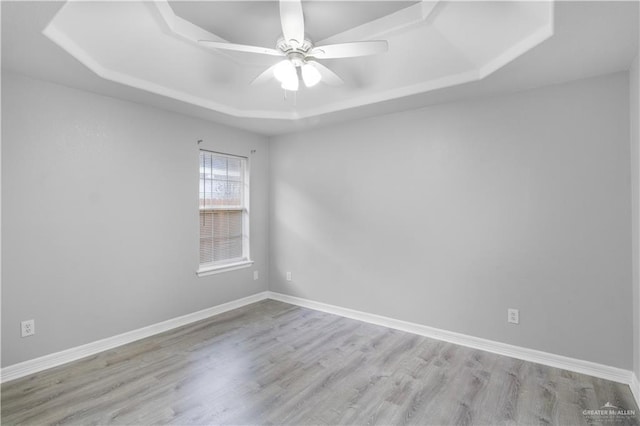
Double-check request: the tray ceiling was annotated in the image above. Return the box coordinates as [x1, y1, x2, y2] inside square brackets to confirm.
[41, 1, 553, 121]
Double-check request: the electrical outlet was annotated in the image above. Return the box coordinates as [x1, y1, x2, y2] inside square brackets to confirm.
[21, 319, 35, 337]
[507, 308, 519, 324]
[253, 270, 259, 280]
[286, 272, 292, 281]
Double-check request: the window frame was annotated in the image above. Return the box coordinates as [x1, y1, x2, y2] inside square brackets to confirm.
[197, 150, 253, 277]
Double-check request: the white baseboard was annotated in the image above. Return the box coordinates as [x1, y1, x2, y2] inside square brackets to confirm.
[267, 291, 635, 388]
[1, 291, 269, 383]
[3, 289, 638, 411]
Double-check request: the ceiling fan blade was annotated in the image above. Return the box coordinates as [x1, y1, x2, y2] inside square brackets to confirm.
[280, 0, 305, 46]
[251, 63, 279, 85]
[307, 61, 343, 86]
[199, 40, 283, 57]
[310, 41, 388, 59]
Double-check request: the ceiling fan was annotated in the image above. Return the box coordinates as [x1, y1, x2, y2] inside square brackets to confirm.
[198, 0, 389, 91]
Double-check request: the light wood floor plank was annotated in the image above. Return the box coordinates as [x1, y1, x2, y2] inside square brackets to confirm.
[2, 300, 638, 425]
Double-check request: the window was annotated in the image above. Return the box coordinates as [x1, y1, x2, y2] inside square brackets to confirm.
[198, 150, 251, 275]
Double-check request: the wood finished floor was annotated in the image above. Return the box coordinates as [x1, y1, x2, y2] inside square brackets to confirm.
[1, 300, 638, 425]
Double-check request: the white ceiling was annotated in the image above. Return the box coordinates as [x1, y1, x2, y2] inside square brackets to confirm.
[168, 1, 420, 47]
[2, 1, 638, 136]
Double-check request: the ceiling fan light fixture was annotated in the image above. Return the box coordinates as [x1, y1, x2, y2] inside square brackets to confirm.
[274, 59, 300, 91]
[301, 63, 321, 88]
[280, 74, 299, 92]
[274, 60, 296, 83]
[200, 0, 386, 92]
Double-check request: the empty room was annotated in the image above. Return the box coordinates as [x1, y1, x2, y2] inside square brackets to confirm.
[2, 0, 640, 424]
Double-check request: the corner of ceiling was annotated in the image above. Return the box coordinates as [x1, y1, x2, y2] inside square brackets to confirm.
[42, 13, 255, 119]
[478, 3, 555, 79]
[149, 1, 249, 67]
[317, 0, 440, 45]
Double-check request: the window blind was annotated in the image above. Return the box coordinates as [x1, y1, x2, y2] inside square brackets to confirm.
[199, 151, 247, 266]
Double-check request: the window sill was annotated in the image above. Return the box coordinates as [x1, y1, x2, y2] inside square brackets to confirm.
[197, 260, 254, 277]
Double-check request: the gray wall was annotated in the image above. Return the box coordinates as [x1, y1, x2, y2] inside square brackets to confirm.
[2, 69, 634, 372]
[631, 50, 640, 379]
[269, 72, 632, 369]
[1, 72, 269, 367]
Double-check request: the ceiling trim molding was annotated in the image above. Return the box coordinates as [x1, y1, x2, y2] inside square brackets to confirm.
[43, 18, 483, 121]
[300, 69, 480, 119]
[318, 0, 440, 45]
[478, 4, 555, 79]
[41, 0, 556, 123]
[42, 15, 541, 122]
[42, 21, 286, 120]
[149, 1, 252, 67]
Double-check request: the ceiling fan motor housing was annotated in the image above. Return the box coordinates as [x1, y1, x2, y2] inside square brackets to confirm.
[277, 37, 314, 66]
[198, 0, 388, 89]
